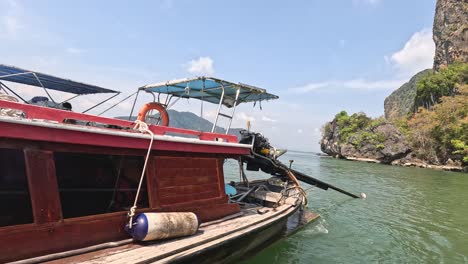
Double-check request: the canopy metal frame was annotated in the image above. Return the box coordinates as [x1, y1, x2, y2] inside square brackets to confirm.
[0, 71, 57, 103]
[0, 65, 121, 114]
[0, 81, 28, 103]
[135, 76, 278, 134]
[211, 83, 241, 134]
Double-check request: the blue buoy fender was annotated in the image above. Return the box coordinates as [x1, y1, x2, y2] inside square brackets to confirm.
[127, 212, 199, 241]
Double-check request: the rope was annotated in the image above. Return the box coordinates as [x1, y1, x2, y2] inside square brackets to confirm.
[248, 148, 308, 207]
[0, 93, 19, 102]
[0, 94, 24, 117]
[287, 170, 308, 206]
[127, 120, 155, 227]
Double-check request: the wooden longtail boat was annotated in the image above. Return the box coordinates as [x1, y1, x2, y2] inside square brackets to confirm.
[0, 65, 319, 264]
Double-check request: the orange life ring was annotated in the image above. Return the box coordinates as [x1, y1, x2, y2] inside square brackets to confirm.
[137, 102, 169, 126]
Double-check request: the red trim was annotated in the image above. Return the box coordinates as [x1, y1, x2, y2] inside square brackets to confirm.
[0, 121, 250, 155]
[0, 100, 239, 143]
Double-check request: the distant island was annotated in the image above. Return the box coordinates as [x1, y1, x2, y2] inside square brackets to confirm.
[116, 109, 244, 140]
[320, 0, 468, 172]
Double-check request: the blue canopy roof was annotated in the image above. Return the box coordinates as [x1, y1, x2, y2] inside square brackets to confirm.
[141, 77, 278, 108]
[0, 64, 118, 95]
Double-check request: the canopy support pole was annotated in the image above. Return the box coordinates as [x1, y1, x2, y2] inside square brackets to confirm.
[0, 82, 9, 95]
[200, 79, 205, 120]
[226, 88, 240, 134]
[32, 72, 56, 103]
[0, 72, 35, 78]
[0, 81, 28, 103]
[129, 89, 141, 121]
[61, 94, 81, 103]
[211, 84, 225, 133]
[0, 71, 59, 103]
[97, 91, 138, 116]
[82, 93, 120, 114]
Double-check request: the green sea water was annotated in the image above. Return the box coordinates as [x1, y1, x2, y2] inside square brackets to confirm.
[224, 151, 468, 264]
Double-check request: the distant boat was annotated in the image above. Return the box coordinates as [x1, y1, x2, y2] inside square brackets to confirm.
[0, 65, 319, 263]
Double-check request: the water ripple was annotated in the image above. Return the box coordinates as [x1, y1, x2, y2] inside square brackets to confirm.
[233, 152, 468, 264]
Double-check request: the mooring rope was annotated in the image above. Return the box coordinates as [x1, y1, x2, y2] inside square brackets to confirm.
[0, 93, 18, 102]
[283, 170, 309, 206]
[0, 94, 25, 118]
[127, 120, 155, 227]
[249, 149, 309, 207]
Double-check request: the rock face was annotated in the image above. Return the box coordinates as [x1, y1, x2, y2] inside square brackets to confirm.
[320, 119, 341, 158]
[320, 120, 411, 164]
[433, 0, 468, 71]
[384, 69, 431, 120]
[384, 0, 468, 119]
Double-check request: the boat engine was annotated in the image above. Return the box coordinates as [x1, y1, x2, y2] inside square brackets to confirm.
[239, 130, 287, 176]
[239, 132, 362, 199]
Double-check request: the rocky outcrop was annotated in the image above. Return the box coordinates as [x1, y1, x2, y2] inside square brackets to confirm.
[320, 119, 411, 164]
[392, 154, 466, 172]
[384, 69, 431, 120]
[433, 0, 468, 71]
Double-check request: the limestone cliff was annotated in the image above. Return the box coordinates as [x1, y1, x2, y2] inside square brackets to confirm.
[433, 0, 468, 71]
[320, 113, 411, 164]
[321, 0, 468, 172]
[384, 69, 431, 120]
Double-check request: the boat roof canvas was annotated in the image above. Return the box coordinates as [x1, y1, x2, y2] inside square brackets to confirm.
[141, 77, 279, 108]
[0, 64, 119, 95]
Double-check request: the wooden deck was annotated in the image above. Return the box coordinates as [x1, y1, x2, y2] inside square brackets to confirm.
[45, 198, 319, 264]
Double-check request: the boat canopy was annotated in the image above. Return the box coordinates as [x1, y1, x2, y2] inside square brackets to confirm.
[0, 64, 118, 95]
[140, 77, 278, 108]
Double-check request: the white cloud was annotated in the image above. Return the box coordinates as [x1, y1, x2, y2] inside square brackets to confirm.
[297, 129, 303, 134]
[388, 28, 435, 76]
[292, 29, 434, 95]
[186, 56, 214, 75]
[292, 82, 330, 92]
[66, 47, 85, 55]
[261, 116, 277, 122]
[237, 112, 255, 122]
[290, 78, 406, 93]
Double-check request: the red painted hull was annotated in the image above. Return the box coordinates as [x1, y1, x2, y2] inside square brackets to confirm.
[0, 100, 250, 155]
[0, 100, 250, 262]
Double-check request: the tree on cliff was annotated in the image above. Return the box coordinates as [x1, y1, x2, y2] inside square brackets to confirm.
[408, 83, 468, 164]
[415, 63, 468, 110]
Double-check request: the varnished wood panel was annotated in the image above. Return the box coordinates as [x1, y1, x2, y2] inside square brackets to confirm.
[24, 149, 62, 224]
[154, 156, 226, 207]
[146, 156, 160, 209]
[158, 183, 220, 197]
[0, 212, 128, 263]
[0, 141, 239, 262]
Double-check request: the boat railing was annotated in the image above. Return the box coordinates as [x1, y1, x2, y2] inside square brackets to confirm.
[0, 99, 238, 143]
[137, 76, 279, 135]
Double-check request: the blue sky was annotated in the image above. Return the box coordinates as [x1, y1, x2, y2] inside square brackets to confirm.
[0, 0, 437, 151]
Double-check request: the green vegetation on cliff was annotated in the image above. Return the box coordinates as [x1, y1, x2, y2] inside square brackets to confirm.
[406, 63, 468, 164]
[322, 63, 468, 169]
[408, 83, 468, 164]
[415, 63, 468, 110]
[330, 111, 385, 148]
[384, 69, 431, 120]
